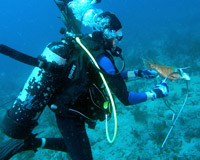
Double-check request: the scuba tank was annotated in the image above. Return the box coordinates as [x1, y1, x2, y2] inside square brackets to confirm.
[1, 42, 69, 139]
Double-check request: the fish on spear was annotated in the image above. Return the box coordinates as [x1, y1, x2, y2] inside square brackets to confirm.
[143, 59, 191, 81]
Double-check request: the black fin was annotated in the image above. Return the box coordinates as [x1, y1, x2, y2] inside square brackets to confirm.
[0, 139, 24, 160]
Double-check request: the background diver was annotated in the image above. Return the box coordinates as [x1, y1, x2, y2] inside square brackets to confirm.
[0, 2, 169, 160]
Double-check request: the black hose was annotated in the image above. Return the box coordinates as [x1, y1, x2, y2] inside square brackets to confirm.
[0, 44, 39, 67]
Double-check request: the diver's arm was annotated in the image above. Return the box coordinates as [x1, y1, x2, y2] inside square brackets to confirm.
[121, 69, 158, 81]
[120, 70, 137, 81]
[97, 54, 151, 105]
[145, 91, 154, 100]
[98, 54, 168, 105]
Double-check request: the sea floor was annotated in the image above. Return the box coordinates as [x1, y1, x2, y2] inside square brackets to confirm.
[0, 73, 199, 160]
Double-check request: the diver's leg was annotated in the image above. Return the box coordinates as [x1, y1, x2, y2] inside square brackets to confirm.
[42, 138, 67, 152]
[56, 113, 93, 160]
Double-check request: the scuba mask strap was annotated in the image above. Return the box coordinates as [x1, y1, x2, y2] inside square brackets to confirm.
[75, 37, 118, 144]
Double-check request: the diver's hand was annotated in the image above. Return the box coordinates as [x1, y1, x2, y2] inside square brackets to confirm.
[149, 82, 169, 100]
[142, 69, 158, 79]
[135, 69, 158, 79]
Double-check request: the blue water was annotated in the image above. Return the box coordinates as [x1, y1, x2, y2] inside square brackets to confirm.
[0, 0, 199, 73]
[0, 0, 200, 159]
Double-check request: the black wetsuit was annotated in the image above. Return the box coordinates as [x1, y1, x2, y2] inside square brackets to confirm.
[1, 36, 130, 160]
[44, 37, 129, 160]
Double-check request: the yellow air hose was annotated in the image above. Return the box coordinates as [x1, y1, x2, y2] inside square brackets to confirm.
[75, 37, 117, 143]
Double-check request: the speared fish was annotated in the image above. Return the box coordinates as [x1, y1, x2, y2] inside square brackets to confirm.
[143, 58, 190, 81]
[142, 58, 190, 148]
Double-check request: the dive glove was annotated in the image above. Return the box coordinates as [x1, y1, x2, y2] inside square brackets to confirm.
[150, 82, 169, 100]
[135, 69, 158, 79]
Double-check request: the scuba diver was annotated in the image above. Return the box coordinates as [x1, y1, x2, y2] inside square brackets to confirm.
[0, 2, 168, 160]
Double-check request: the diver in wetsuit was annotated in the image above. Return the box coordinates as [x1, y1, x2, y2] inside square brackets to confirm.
[0, 11, 168, 160]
